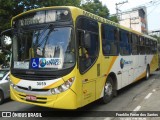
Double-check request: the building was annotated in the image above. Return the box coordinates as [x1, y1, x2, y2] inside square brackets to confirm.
[119, 6, 148, 34]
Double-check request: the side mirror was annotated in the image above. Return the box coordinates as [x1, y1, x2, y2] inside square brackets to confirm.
[0, 29, 12, 53]
[2, 35, 12, 46]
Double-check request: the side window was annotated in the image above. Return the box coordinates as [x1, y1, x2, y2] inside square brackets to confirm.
[77, 17, 99, 73]
[145, 38, 151, 55]
[119, 29, 131, 55]
[131, 34, 139, 55]
[151, 40, 157, 54]
[153, 41, 157, 54]
[139, 37, 146, 55]
[101, 24, 118, 56]
[150, 40, 154, 54]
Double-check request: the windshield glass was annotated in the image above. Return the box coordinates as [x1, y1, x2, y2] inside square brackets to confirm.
[12, 26, 75, 70]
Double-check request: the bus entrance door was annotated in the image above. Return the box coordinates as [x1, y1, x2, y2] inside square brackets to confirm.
[82, 79, 96, 106]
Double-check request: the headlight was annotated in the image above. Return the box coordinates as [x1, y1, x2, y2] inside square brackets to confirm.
[11, 83, 17, 89]
[10, 80, 17, 89]
[50, 77, 75, 95]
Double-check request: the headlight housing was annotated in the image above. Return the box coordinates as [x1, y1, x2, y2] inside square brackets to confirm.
[10, 80, 17, 89]
[50, 77, 75, 95]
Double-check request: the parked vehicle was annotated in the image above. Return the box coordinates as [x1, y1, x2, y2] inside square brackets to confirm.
[0, 69, 10, 104]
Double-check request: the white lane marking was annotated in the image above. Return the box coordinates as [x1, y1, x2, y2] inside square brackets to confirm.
[144, 93, 152, 99]
[152, 89, 156, 92]
[133, 106, 141, 111]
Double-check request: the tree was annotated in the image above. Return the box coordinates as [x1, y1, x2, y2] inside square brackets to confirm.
[108, 16, 118, 23]
[81, 0, 109, 19]
[38, 0, 81, 7]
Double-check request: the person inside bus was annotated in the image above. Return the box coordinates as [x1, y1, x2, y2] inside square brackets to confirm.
[78, 32, 91, 71]
[102, 39, 111, 54]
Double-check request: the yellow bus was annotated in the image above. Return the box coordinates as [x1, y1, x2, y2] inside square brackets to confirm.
[6, 6, 158, 109]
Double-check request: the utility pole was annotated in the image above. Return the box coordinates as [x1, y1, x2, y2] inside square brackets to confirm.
[129, 17, 139, 28]
[115, 0, 128, 22]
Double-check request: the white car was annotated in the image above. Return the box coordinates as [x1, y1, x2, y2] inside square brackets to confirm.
[0, 69, 10, 104]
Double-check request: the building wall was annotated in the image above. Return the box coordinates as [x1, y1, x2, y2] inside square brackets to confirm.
[119, 6, 148, 34]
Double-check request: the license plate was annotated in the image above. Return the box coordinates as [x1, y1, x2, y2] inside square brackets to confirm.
[26, 95, 37, 101]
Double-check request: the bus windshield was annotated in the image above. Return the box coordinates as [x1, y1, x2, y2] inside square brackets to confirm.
[12, 26, 75, 70]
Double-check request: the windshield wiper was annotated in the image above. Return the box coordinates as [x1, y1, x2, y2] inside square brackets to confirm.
[33, 24, 52, 48]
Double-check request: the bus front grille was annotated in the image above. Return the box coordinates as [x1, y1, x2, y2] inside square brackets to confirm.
[17, 86, 49, 92]
[12, 73, 58, 80]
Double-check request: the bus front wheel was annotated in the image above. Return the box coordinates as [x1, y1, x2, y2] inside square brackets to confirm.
[101, 76, 114, 104]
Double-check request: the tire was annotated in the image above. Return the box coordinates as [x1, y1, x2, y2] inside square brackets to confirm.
[101, 76, 114, 104]
[146, 66, 150, 80]
[0, 91, 4, 105]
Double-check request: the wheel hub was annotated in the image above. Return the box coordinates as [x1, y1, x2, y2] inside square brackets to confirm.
[104, 83, 112, 96]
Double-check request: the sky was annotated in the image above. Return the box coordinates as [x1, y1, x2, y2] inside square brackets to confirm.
[100, 0, 160, 31]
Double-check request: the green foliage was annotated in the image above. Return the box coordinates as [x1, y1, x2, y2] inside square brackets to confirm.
[81, 0, 109, 19]
[151, 35, 160, 43]
[108, 16, 118, 23]
[39, 0, 81, 7]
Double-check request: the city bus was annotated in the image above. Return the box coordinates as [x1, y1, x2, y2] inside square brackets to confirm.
[2, 6, 158, 109]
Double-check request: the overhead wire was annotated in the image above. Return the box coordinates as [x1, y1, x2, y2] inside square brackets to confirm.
[147, 1, 160, 16]
[120, 0, 160, 17]
[123, 0, 160, 12]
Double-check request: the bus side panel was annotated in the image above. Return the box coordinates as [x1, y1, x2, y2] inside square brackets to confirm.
[150, 54, 159, 73]
[53, 89, 77, 109]
[96, 56, 115, 99]
[97, 55, 120, 99]
[138, 55, 146, 80]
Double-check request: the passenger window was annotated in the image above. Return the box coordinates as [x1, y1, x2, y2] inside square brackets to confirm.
[139, 37, 146, 55]
[145, 38, 151, 54]
[101, 24, 118, 55]
[131, 34, 139, 55]
[151, 41, 157, 54]
[119, 30, 131, 55]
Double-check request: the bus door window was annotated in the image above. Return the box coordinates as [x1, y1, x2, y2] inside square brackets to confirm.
[77, 17, 99, 73]
[78, 30, 92, 72]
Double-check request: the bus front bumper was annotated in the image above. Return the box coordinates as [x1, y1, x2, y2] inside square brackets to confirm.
[10, 85, 78, 109]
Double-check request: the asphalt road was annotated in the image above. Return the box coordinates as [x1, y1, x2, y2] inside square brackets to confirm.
[1, 71, 160, 120]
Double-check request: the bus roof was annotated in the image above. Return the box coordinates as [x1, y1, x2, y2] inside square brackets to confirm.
[12, 6, 156, 41]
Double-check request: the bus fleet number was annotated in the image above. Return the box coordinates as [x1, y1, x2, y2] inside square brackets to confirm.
[37, 82, 46, 86]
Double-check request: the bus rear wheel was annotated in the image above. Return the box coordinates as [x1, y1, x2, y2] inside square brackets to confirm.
[101, 76, 114, 104]
[146, 66, 150, 80]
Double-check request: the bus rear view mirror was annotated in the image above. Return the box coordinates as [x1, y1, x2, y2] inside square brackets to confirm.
[0, 29, 12, 53]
